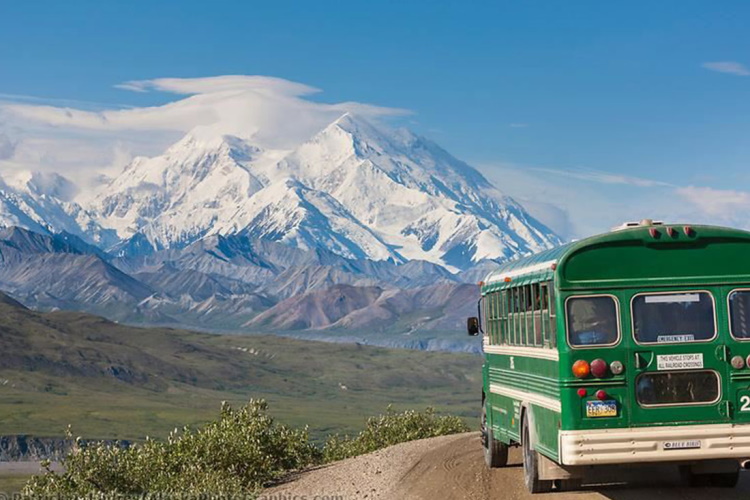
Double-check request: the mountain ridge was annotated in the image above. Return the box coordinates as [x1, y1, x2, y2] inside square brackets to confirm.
[0, 113, 560, 347]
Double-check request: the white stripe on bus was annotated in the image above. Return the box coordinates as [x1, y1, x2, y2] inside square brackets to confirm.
[489, 383, 562, 413]
[482, 342, 560, 361]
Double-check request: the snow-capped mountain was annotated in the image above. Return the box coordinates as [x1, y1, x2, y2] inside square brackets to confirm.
[0, 171, 116, 247]
[0, 112, 562, 349]
[90, 113, 559, 270]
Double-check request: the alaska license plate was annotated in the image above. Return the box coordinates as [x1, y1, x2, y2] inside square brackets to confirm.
[663, 440, 701, 450]
[586, 400, 617, 418]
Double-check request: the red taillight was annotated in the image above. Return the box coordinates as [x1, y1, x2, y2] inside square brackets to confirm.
[572, 360, 590, 379]
[649, 227, 660, 238]
[683, 225, 693, 236]
[596, 390, 608, 400]
[666, 226, 676, 237]
[590, 358, 608, 378]
[577, 388, 587, 398]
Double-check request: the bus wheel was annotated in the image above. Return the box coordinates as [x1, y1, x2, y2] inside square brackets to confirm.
[522, 417, 553, 493]
[482, 404, 508, 468]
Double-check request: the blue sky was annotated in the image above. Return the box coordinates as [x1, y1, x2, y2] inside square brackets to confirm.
[1, 1, 750, 237]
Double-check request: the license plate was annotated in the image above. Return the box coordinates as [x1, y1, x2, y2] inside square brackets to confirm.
[586, 400, 617, 417]
[663, 440, 701, 450]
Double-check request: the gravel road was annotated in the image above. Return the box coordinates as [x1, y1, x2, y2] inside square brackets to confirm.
[264, 432, 750, 500]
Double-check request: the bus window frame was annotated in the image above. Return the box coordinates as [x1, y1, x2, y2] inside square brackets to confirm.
[634, 369, 722, 408]
[564, 293, 622, 349]
[727, 288, 750, 341]
[630, 290, 717, 346]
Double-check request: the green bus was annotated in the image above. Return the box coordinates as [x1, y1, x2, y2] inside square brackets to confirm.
[468, 221, 750, 493]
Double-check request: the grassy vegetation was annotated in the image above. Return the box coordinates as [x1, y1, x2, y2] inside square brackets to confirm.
[24, 401, 468, 498]
[323, 406, 469, 462]
[0, 300, 481, 442]
[0, 475, 33, 494]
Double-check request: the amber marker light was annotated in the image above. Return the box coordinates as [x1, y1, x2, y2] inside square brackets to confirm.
[572, 360, 590, 379]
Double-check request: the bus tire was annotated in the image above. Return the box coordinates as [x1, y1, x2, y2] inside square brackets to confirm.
[522, 416, 553, 493]
[482, 404, 508, 468]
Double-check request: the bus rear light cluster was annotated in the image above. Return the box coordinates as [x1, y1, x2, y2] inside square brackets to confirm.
[590, 358, 608, 378]
[609, 360, 624, 375]
[732, 355, 745, 370]
[572, 360, 590, 379]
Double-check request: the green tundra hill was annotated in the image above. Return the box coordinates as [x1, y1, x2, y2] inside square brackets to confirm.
[0, 292, 481, 441]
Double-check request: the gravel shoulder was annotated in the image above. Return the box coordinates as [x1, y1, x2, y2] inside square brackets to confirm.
[263, 432, 750, 500]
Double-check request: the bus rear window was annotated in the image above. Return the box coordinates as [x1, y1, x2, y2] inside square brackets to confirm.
[636, 371, 720, 406]
[632, 292, 715, 344]
[729, 290, 750, 339]
[566, 296, 619, 347]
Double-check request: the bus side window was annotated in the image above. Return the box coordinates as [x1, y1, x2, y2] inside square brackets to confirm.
[521, 285, 529, 345]
[538, 284, 548, 347]
[491, 292, 499, 345]
[489, 292, 497, 345]
[532, 283, 542, 346]
[497, 290, 508, 344]
[548, 283, 557, 348]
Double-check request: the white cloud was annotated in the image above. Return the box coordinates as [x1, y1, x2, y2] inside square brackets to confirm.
[675, 186, 750, 226]
[480, 162, 750, 239]
[702, 61, 750, 76]
[0, 75, 411, 188]
[531, 167, 672, 188]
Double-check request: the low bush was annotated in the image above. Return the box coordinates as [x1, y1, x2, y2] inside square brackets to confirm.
[23, 399, 319, 498]
[322, 406, 470, 462]
[22, 402, 469, 498]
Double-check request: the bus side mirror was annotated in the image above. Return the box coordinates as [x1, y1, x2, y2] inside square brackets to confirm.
[467, 317, 480, 336]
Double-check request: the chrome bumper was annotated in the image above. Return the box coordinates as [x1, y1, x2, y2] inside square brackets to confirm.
[560, 423, 750, 465]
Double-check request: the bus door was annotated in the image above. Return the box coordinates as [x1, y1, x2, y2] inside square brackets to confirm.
[627, 290, 731, 426]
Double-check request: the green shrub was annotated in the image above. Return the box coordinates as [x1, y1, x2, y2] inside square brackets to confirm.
[23, 399, 319, 498]
[23, 402, 469, 498]
[322, 406, 470, 462]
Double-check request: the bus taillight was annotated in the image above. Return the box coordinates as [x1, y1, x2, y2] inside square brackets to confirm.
[591, 358, 608, 378]
[572, 360, 590, 378]
[595, 390, 608, 400]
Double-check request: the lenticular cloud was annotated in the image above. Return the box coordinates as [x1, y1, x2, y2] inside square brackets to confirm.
[0, 75, 410, 185]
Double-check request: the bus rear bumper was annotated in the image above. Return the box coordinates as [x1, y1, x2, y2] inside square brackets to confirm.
[560, 423, 750, 466]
